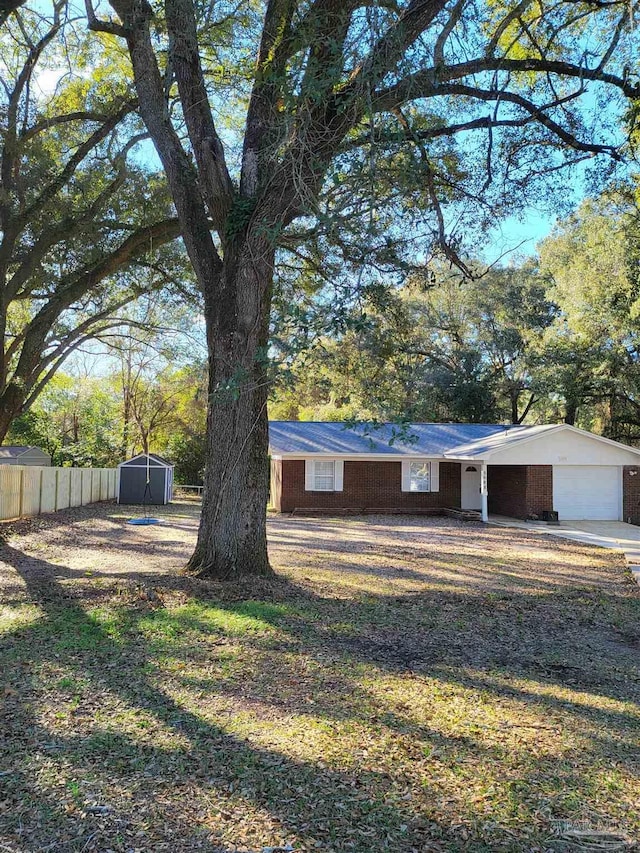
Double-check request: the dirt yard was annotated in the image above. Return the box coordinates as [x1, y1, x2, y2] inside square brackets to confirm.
[0, 502, 638, 852]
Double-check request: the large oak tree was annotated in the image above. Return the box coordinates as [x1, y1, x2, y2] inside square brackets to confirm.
[0, 2, 182, 440]
[85, 0, 638, 577]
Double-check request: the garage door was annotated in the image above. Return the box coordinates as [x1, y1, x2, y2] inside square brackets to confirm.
[553, 466, 620, 520]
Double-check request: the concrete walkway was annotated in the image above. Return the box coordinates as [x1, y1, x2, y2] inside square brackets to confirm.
[490, 517, 640, 584]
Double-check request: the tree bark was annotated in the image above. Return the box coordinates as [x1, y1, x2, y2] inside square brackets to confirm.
[510, 391, 519, 425]
[0, 382, 27, 442]
[105, 0, 274, 579]
[564, 400, 578, 425]
[185, 238, 273, 578]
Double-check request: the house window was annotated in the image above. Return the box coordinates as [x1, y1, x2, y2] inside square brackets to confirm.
[313, 460, 335, 491]
[409, 461, 431, 492]
[305, 459, 344, 492]
[401, 459, 439, 492]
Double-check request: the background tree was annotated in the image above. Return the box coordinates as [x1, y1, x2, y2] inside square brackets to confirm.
[537, 186, 640, 435]
[271, 265, 555, 424]
[7, 345, 207, 472]
[8, 370, 121, 466]
[0, 2, 184, 440]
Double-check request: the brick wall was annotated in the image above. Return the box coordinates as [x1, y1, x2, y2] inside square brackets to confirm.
[526, 466, 553, 517]
[488, 466, 527, 518]
[623, 465, 640, 525]
[488, 465, 553, 519]
[279, 459, 461, 513]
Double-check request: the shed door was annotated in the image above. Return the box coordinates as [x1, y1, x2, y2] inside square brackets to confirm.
[553, 465, 620, 520]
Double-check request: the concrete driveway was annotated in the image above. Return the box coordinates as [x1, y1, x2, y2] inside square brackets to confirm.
[491, 517, 640, 583]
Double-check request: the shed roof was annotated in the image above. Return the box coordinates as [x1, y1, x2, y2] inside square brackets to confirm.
[119, 453, 173, 468]
[0, 445, 45, 458]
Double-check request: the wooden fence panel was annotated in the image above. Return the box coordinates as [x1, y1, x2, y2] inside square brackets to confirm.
[70, 470, 83, 507]
[90, 470, 101, 503]
[21, 467, 43, 516]
[1, 465, 117, 521]
[99, 469, 109, 501]
[0, 466, 22, 520]
[81, 470, 92, 505]
[40, 469, 57, 513]
[56, 469, 71, 510]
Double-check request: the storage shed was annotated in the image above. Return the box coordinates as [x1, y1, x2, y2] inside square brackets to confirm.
[117, 453, 174, 505]
[0, 445, 51, 466]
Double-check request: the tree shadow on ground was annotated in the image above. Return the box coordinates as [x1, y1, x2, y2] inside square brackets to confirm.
[0, 546, 450, 853]
[0, 517, 639, 852]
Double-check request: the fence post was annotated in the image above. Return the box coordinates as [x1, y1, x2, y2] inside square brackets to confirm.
[38, 467, 43, 515]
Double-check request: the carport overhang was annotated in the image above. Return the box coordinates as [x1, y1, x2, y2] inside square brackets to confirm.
[443, 424, 640, 523]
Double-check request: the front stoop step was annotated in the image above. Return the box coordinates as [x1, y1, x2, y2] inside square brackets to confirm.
[443, 507, 482, 523]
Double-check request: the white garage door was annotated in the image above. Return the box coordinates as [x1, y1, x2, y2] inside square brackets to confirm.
[553, 466, 621, 520]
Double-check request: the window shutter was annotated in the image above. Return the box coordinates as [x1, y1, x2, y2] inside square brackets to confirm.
[401, 460, 411, 492]
[304, 460, 314, 491]
[430, 461, 440, 492]
[334, 460, 344, 492]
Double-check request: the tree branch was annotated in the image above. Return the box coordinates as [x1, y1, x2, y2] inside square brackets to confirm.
[19, 110, 112, 142]
[374, 56, 640, 110]
[84, 0, 126, 37]
[165, 0, 234, 229]
[6, 217, 181, 375]
[15, 99, 138, 229]
[107, 0, 223, 288]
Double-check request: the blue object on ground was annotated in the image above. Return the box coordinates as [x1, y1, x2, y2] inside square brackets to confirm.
[127, 518, 161, 525]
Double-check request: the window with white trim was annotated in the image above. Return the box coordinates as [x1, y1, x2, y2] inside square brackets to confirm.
[305, 459, 344, 492]
[313, 459, 335, 491]
[401, 459, 439, 492]
[409, 461, 431, 492]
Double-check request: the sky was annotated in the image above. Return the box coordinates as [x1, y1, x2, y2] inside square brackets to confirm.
[485, 210, 555, 262]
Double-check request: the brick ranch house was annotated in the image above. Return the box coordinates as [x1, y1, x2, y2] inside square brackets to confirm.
[268, 421, 640, 524]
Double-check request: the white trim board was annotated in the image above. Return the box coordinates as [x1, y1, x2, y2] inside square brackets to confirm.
[276, 453, 448, 461]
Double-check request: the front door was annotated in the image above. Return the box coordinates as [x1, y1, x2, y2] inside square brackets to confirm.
[461, 465, 482, 510]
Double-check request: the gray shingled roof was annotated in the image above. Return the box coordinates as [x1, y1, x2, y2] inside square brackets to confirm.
[268, 421, 536, 457]
[448, 424, 560, 458]
[0, 445, 41, 458]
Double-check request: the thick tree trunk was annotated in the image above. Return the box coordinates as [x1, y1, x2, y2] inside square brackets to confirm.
[108, 0, 274, 578]
[0, 383, 26, 443]
[0, 405, 14, 443]
[564, 399, 578, 425]
[185, 239, 274, 579]
[510, 391, 519, 425]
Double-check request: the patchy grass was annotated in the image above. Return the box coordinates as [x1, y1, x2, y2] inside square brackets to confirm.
[0, 505, 639, 851]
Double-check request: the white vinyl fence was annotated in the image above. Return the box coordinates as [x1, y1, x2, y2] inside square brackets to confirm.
[0, 466, 117, 521]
